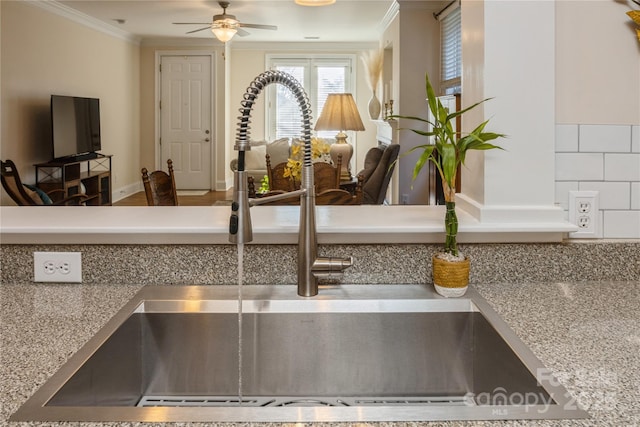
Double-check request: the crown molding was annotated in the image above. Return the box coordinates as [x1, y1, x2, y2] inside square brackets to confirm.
[380, 0, 400, 33]
[27, 0, 141, 45]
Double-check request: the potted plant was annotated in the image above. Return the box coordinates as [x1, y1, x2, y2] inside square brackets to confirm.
[394, 73, 505, 297]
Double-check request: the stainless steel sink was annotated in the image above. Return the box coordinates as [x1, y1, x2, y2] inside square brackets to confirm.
[11, 285, 588, 423]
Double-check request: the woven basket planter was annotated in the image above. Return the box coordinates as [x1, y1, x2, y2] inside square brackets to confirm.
[432, 255, 470, 298]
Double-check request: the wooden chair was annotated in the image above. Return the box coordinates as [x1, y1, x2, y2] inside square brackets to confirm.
[141, 159, 178, 206]
[251, 174, 364, 206]
[313, 154, 342, 193]
[265, 154, 297, 192]
[265, 153, 342, 194]
[1, 159, 88, 206]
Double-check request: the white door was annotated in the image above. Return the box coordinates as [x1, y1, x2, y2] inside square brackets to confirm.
[160, 55, 212, 190]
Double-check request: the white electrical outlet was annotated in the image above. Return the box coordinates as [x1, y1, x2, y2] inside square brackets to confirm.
[569, 191, 600, 238]
[34, 252, 82, 283]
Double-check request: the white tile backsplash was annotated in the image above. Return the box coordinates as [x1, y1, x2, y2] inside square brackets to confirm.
[557, 124, 639, 239]
[555, 181, 579, 209]
[556, 153, 603, 181]
[579, 182, 630, 209]
[580, 125, 632, 152]
[632, 183, 640, 210]
[603, 211, 640, 238]
[604, 153, 640, 181]
[556, 124, 578, 152]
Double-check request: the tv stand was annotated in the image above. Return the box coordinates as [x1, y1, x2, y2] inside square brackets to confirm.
[35, 154, 112, 206]
[72, 152, 100, 162]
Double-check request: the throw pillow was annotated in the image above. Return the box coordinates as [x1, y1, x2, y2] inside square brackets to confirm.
[23, 184, 53, 205]
[244, 144, 267, 171]
[267, 138, 291, 165]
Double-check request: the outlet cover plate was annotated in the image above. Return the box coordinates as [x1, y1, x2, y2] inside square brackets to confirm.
[34, 252, 82, 283]
[569, 191, 600, 238]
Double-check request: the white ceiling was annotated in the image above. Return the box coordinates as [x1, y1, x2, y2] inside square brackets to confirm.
[56, 0, 399, 44]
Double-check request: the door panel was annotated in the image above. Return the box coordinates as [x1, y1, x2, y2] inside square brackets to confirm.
[160, 55, 212, 190]
[189, 143, 203, 172]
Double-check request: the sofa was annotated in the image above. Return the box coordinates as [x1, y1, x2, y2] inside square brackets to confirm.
[230, 137, 338, 182]
[229, 138, 291, 181]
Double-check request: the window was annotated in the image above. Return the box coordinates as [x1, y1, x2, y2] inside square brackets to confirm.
[440, 4, 461, 95]
[266, 55, 355, 140]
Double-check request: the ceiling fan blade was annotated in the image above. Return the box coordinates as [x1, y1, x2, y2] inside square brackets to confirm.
[186, 26, 212, 34]
[236, 27, 250, 37]
[173, 22, 211, 25]
[239, 23, 278, 31]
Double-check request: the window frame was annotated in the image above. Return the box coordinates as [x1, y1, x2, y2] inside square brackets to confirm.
[265, 54, 356, 141]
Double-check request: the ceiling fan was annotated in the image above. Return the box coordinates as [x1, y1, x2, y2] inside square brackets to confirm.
[173, 1, 277, 43]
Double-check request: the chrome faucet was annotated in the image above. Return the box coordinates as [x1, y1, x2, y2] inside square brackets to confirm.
[228, 70, 353, 297]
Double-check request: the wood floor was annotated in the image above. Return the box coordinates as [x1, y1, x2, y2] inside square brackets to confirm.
[113, 189, 234, 206]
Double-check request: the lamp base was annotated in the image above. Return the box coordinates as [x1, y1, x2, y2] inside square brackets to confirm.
[330, 132, 353, 181]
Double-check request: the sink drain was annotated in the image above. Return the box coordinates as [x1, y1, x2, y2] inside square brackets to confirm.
[137, 395, 474, 408]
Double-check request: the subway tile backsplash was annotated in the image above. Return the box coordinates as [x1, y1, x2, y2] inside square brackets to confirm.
[579, 124, 632, 152]
[555, 152, 603, 181]
[556, 124, 640, 239]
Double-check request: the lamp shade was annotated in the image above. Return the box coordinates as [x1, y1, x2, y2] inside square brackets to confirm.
[314, 93, 365, 132]
[315, 93, 364, 181]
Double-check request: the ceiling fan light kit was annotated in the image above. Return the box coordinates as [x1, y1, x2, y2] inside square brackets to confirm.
[211, 25, 237, 42]
[173, 1, 277, 43]
[295, 0, 336, 5]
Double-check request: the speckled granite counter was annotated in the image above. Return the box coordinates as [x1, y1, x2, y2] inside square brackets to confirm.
[1, 280, 639, 427]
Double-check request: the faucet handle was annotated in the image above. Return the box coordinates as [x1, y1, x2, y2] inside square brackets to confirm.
[311, 256, 353, 280]
[229, 170, 253, 244]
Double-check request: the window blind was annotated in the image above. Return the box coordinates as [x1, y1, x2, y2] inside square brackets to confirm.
[274, 66, 305, 139]
[441, 6, 461, 94]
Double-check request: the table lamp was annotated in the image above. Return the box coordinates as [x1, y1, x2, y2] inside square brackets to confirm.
[314, 93, 365, 180]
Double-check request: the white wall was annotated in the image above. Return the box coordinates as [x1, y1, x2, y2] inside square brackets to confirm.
[0, 1, 140, 205]
[459, 0, 560, 223]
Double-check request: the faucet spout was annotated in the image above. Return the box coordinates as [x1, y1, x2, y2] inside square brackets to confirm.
[228, 70, 353, 297]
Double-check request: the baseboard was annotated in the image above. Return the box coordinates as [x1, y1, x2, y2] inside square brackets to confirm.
[112, 182, 142, 203]
[456, 193, 569, 224]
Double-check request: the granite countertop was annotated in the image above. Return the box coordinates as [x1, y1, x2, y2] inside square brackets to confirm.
[1, 280, 638, 426]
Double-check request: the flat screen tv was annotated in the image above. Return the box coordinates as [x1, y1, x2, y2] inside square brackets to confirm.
[51, 95, 102, 161]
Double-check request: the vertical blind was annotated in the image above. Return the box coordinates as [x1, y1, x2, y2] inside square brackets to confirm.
[441, 6, 461, 94]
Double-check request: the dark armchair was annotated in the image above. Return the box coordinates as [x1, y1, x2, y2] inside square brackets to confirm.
[357, 143, 400, 204]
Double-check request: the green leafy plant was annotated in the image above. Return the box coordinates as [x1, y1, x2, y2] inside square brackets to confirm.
[259, 175, 270, 194]
[394, 73, 505, 257]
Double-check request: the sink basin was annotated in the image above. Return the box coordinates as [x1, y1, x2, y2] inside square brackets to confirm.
[11, 285, 588, 423]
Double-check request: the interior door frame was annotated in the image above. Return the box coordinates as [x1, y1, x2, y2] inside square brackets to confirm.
[154, 50, 216, 190]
